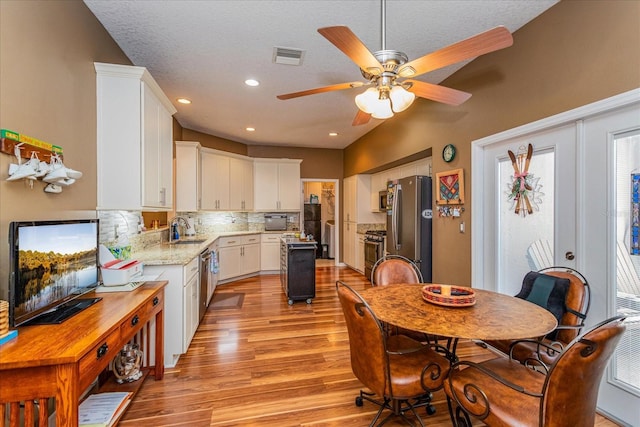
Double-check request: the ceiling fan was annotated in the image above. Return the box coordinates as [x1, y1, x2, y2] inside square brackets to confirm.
[277, 0, 513, 126]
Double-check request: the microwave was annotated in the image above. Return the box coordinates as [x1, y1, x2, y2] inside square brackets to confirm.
[378, 190, 388, 212]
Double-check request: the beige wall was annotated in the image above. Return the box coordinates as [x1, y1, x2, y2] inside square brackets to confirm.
[0, 1, 132, 299]
[344, 0, 640, 285]
[181, 128, 248, 156]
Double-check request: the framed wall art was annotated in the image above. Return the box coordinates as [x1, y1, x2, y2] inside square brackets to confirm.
[435, 168, 465, 205]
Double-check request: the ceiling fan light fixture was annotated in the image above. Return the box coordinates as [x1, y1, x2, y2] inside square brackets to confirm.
[370, 99, 393, 119]
[389, 85, 415, 113]
[354, 87, 379, 114]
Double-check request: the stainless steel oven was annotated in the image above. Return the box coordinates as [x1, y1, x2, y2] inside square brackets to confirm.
[364, 230, 386, 281]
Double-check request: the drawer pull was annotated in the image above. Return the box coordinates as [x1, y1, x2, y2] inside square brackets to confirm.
[153, 296, 159, 306]
[96, 343, 108, 359]
[131, 315, 140, 326]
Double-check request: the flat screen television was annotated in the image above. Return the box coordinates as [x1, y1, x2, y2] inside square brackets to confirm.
[9, 219, 101, 327]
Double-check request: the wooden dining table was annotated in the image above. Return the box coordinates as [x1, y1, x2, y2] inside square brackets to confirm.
[360, 284, 557, 355]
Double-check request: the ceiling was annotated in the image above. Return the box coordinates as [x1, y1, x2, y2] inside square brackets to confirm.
[83, 0, 557, 150]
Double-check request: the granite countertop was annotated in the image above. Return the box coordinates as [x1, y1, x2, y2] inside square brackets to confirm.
[133, 231, 261, 266]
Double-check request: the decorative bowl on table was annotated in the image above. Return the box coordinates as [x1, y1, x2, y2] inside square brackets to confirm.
[422, 284, 476, 307]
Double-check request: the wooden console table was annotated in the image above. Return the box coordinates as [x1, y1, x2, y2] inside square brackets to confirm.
[0, 281, 166, 427]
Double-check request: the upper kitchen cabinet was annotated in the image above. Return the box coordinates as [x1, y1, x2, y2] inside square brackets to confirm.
[175, 141, 201, 212]
[253, 159, 302, 211]
[95, 63, 176, 211]
[344, 174, 382, 224]
[229, 157, 254, 211]
[200, 149, 230, 211]
[198, 148, 254, 211]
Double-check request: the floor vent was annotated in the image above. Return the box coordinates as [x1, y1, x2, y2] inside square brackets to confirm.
[273, 47, 305, 66]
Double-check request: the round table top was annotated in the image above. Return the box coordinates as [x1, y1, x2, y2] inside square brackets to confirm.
[360, 284, 558, 341]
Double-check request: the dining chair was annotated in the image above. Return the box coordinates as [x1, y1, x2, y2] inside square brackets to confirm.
[336, 281, 450, 426]
[371, 254, 423, 285]
[444, 315, 626, 427]
[481, 266, 590, 367]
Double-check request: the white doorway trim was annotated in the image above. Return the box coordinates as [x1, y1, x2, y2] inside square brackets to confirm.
[301, 178, 340, 266]
[471, 89, 640, 289]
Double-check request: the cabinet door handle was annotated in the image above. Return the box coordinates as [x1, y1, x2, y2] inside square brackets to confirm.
[153, 296, 160, 306]
[96, 343, 108, 359]
[160, 188, 166, 205]
[131, 314, 140, 327]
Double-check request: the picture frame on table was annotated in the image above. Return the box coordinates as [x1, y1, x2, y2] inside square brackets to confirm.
[435, 168, 464, 205]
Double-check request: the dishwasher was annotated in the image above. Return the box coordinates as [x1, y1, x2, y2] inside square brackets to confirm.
[280, 237, 317, 305]
[199, 248, 211, 321]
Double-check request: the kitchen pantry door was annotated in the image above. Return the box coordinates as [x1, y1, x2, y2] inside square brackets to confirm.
[472, 89, 640, 426]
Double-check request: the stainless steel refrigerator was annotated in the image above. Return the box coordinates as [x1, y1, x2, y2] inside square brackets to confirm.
[386, 175, 433, 281]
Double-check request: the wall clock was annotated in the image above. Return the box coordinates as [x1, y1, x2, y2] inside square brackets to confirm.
[442, 144, 456, 162]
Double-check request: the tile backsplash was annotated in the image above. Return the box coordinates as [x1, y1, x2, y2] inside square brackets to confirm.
[97, 210, 301, 253]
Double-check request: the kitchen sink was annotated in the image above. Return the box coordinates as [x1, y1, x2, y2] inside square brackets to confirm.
[166, 239, 207, 245]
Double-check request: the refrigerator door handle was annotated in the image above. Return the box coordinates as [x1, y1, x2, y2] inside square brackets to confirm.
[392, 184, 402, 250]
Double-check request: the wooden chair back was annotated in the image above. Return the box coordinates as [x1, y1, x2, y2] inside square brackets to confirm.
[542, 316, 626, 426]
[371, 255, 423, 286]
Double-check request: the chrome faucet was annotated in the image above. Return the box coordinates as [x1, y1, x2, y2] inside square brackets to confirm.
[168, 216, 191, 243]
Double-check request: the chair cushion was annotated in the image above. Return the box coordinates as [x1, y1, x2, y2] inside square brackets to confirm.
[516, 271, 569, 329]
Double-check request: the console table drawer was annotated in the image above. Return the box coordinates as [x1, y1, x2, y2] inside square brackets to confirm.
[79, 328, 122, 391]
[121, 292, 163, 336]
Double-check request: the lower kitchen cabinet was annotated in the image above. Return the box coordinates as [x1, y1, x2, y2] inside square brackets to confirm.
[356, 233, 365, 273]
[144, 256, 199, 367]
[343, 221, 356, 269]
[260, 233, 281, 271]
[184, 265, 199, 351]
[218, 234, 261, 282]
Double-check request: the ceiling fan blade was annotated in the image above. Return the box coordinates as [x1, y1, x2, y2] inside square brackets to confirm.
[318, 26, 383, 75]
[352, 109, 371, 126]
[398, 26, 513, 78]
[277, 81, 364, 100]
[405, 80, 472, 106]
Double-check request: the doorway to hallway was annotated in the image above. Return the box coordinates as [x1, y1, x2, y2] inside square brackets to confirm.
[301, 178, 340, 266]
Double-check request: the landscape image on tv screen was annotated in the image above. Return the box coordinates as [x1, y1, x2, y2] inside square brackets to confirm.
[14, 222, 98, 321]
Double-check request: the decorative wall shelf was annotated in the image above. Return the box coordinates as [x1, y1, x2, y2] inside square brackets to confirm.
[1, 129, 64, 161]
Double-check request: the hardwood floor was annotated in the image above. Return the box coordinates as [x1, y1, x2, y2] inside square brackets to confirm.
[120, 265, 620, 426]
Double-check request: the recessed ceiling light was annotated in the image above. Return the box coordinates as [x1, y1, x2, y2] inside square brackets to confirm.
[329, 132, 338, 137]
[244, 79, 260, 87]
[246, 127, 255, 132]
[177, 98, 191, 104]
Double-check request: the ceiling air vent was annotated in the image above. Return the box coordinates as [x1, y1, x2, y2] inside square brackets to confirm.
[273, 47, 305, 66]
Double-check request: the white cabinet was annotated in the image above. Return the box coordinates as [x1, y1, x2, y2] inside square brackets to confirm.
[175, 141, 201, 211]
[356, 233, 365, 273]
[95, 62, 176, 211]
[199, 148, 254, 211]
[260, 234, 281, 271]
[253, 159, 302, 211]
[201, 150, 230, 210]
[144, 256, 199, 367]
[183, 263, 199, 351]
[229, 157, 254, 211]
[218, 234, 261, 281]
[343, 221, 356, 268]
[344, 174, 384, 224]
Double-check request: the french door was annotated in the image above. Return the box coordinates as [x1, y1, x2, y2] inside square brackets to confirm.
[472, 90, 640, 426]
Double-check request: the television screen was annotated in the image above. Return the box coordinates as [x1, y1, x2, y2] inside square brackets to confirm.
[9, 219, 100, 326]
